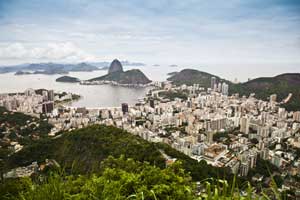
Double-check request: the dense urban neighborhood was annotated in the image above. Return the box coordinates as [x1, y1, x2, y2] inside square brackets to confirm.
[1, 76, 300, 198]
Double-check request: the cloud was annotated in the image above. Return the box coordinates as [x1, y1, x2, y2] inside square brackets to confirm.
[0, 42, 96, 61]
[0, 0, 299, 65]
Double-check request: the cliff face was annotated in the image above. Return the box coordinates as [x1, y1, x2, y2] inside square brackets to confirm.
[108, 59, 123, 74]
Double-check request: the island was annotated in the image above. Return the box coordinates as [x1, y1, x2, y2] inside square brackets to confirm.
[56, 76, 80, 83]
[84, 59, 151, 86]
[167, 71, 178, 76]
[15, 71, 32, 75]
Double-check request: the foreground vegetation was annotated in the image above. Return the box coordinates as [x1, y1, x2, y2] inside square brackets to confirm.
[0, 156, 285, 200]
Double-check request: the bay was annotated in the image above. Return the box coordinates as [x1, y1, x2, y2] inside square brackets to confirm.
[0, 63, 298, 108]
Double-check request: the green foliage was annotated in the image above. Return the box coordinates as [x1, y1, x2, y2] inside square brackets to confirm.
[0, 157, 285, 200]
[213, 131, 230, 142]
[159, 91, 188, 101]
[248, 158, 280, 179]
[1, 157, 195, 200]
[0, 107, 32, 127]
[0, 177, 32, 199]
[0, 106, 52, 171]
[0, 107, 52, 137]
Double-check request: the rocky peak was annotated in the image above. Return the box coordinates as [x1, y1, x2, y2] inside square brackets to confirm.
[108, 59, 123, 74]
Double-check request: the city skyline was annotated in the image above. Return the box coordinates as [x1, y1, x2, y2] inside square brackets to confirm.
[0, 0, 299, 68]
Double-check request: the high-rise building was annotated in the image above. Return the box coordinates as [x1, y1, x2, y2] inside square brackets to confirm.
[25, 88, 35, 96]
[249, 152, 257, 168]
[149, 99, 155, 108]
[121, 103, 129, 114]
[239, 162, 249, 176]
[217, 83, 222, 92]
[211, 77, 216, 90]
[48, 90, 54, 101]
[206, 131, 214, 144]
[260, 148, 269, 160]
[240, 117, 249, 134]
[293, 111, 300, 122]
[258, 126, 269, 138]
[42, 102, 54, 114]
[221, 82, 229, 96]
[270, 94, 277, 103]
[42, 90, 48, 102]
[187, 100, 192, 108]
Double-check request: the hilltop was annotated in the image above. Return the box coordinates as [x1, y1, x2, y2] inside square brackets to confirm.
[108, 59, 123, 74]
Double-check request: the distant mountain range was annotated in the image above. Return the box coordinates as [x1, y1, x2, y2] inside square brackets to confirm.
[0, 60, 146, 75]
[89, 59, 151, 85]
[168, 69, 300, 111]
[0, 62, 99, 74]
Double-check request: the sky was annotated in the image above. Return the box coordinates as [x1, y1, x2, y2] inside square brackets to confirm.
[0, 0, 299, 67]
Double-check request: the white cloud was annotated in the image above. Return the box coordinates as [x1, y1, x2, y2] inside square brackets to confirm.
[0, 42, 96, 62]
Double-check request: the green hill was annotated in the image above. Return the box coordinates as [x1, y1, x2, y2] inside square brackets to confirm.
[167, 69, 229, 87]
[4, 124, 231, 180]
[5, 125, 165, 174]
[231, 73, 300, 111]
